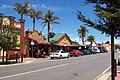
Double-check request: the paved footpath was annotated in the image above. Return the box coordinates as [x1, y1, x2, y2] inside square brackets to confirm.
[96, 66, 120, 80]
[107, 72, 120, 80]
[0, 57, 50, 67]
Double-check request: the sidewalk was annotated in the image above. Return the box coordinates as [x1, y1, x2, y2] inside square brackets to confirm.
[107, 72, 120, 80]
[0, 57, 50, 67]
[96, 66, 120, 80]
[107, 66, 120, 80]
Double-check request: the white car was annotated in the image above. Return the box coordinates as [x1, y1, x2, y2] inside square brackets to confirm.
[50, 50, 70, 59]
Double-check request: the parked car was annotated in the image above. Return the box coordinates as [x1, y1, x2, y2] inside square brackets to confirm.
[70, 49, 83, 57]
[50, 50, 70, 59]
[93, 48, 100, 53]
[83, 49, 91, 55]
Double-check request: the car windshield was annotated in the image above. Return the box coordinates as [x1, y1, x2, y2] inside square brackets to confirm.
[56, 50, 60, 53]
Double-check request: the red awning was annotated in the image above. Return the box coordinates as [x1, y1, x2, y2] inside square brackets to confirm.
[29, 38, 50, 45]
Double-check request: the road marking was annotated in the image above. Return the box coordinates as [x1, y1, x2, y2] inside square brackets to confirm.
[0, 63, 69, 80]
[93, 66, 111, 80]
[92, 57, 98, 59]
[102, 66, 111, 74]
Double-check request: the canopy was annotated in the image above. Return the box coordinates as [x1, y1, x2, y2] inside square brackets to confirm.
[29, 38, 50, 45]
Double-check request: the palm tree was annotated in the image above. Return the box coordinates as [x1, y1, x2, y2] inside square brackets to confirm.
[77, 26, 88, 45]
[27, 8, 42, 30]
[13, 1, 29, 20]
[87, 35, 95, 47]
[40, 10, 60, 42]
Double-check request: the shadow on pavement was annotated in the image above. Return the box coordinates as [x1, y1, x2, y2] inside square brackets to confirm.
[0, 61, 19, 65]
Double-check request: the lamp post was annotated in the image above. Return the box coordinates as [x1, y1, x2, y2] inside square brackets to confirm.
[31, 40, 34, 59]
[64, 44, 66, 52]
[15, 51, 18, 63]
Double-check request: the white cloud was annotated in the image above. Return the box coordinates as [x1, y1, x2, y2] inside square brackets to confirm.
[71, 37, 120, 45]
[41, 3, 47, 9]
[40, 3, 66, 12]
[71, 37, 79, 42]
[114, 39, 120, 44]
[48, 6, 65, 12]
[99, 39, 120, 44]
[0, 4, 12, 9]
[31, 5, 37, 8]
[29, 3, 67, 12]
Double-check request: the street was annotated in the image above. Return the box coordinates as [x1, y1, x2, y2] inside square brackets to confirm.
[0, 53, 110, 80]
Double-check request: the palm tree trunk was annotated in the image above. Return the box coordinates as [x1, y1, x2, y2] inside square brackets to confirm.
[90, 42, 92, 49]
[79, 36, 81, 44]
[33, 18, 35, 30]
[48, 22, 50, 42]
[82, 36, 84, 45]
[20, 14, 24, 20]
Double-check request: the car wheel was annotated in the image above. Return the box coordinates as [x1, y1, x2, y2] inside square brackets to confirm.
[75, 54, 79, 57]
[67, 54, 70, 58]
[59, 55, 62, 59]
[50, 57, 54, 59]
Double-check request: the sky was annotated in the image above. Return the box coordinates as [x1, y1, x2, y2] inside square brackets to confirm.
[0, 0, 119, 44]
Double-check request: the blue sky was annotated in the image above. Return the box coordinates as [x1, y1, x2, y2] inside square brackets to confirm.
[0, 0, 118, 44]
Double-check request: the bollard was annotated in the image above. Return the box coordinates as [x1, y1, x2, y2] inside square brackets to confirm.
[21, 53, 23, 62]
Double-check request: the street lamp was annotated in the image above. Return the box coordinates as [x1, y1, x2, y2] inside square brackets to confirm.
[64, 44, 66, 52]
[31, 40, 34, 59]
[15, 51, 18, 63]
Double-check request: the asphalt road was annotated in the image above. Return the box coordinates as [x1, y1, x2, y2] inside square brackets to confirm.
[0, 53, 110, 80]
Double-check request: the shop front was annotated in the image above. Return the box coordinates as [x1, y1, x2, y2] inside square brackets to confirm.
[44, 33, 74, 52]
[25, 30, 51, 58]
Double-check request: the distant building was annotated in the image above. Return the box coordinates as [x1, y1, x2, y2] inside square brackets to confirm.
[84, 41, 100, 52]
[102, 43, 111, 52]
[25, 30, 50, 58]
[43, 33, 74, 52]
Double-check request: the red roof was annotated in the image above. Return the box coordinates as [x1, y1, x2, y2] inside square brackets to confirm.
[29, 38, 50, 45]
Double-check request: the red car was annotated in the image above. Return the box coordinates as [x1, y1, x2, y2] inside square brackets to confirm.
[70, 49, 83, 57]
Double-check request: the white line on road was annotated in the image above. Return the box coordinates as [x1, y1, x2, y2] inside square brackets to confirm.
[93, 66, 111, 80]
[102, 66, 111, 75]
[92, 57, 98, 59]
[0, 63, 69, 80]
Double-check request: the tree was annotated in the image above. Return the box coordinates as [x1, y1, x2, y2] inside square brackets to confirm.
[76, 0, 120, 80]
[115, 44, 120, 49]
[0, 25, 20, 62]
[13, 1, 29, 20]
[27, 8, 42, 30]
[77, 26, 88, 45]
[40, 10, 60, 42]
[105, 41, 110, 44]
[87, 35, 95, 46]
